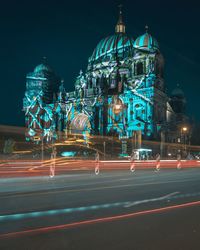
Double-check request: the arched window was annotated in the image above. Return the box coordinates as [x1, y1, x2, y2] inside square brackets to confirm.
[89, 80, 92, 89]
[136, 62, 144, 75]
[135, 104, 145, 121]
[92, 78, 96, 88]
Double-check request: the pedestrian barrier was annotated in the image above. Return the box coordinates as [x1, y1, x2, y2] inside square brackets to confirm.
[130, 162, 135, 173]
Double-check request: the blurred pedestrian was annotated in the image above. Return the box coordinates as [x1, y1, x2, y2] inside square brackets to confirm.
[50, 147, 57, 178]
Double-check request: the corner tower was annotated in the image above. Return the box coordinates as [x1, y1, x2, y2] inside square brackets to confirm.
[23, 59, 64, 142]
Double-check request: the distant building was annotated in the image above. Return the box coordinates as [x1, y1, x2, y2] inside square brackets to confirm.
[23, 8, 190, 156]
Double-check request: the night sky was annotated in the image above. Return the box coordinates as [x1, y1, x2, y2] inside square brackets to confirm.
[0, 0, 200, 126]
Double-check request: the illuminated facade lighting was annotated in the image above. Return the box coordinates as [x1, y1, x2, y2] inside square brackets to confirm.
[23, 7, 189, 152]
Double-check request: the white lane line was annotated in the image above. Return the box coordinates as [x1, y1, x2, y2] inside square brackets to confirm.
[124, 192, 180, 208]
[160, 192, 180, 199]
[2, 191, 200, 223]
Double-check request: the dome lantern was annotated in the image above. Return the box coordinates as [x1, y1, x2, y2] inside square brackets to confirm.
[115, 4, 125, 34]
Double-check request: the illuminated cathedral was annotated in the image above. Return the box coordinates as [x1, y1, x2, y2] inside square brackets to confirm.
[23, 8, 188, 154]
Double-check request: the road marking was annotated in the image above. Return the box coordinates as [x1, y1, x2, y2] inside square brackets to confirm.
[1, 200, 200, 239]
[2, 191, 200, 223]
[161, 192, 180, 199]
[124, 192, 180, 208]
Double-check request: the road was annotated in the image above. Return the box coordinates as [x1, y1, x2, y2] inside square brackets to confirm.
[0, 167, 200, 249]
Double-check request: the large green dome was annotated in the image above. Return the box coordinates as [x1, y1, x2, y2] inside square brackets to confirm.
[89, 33, 134, 62]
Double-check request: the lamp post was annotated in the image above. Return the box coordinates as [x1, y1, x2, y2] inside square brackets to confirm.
[41, 135, 44, 166]
[181, 126, 188, 156]
[103, 141, 106, 160]
[113, 98, 125, 157]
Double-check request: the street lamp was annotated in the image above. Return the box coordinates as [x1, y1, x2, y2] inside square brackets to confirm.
[41, 135, 44, 166]
[182, 127, 188, 132]
[103, 141, 106, 160]
[181, 126, 188, 155]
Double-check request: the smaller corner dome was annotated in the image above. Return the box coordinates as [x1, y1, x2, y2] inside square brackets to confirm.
[133, 32, 159, 51]
[171, 86, 185, 98]
[34, 63, 54, 74]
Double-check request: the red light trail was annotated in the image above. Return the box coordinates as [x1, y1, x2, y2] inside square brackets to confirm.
[0, 159, 200, 178]
[1, 200, 200, 239]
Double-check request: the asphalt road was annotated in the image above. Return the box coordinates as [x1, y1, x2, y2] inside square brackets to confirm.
[0, 168, 200, 250]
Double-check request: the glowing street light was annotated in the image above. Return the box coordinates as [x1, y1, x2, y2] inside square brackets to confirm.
[182, 127, 188, 132]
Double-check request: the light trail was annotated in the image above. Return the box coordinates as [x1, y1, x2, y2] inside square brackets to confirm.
[1, 191, 200, 220]
[0, 158, 200, 179]
[1, 200, 200, 239]
[124, 192, 180, 208]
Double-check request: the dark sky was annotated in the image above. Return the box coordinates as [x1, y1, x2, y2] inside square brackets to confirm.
[0, 0, 200, 126]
